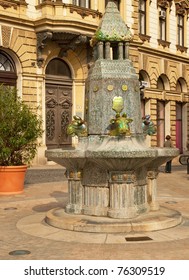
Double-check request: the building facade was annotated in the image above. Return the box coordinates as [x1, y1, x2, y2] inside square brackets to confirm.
[0, 0, 189, 165]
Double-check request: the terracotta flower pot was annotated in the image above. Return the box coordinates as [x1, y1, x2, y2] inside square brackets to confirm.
[0, 165, 27, 195]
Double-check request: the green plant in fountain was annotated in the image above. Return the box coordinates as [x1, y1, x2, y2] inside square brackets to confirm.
[0, 85, 43, 166]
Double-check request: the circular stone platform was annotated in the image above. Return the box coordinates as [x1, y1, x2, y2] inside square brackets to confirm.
[45, 206, 182, 233]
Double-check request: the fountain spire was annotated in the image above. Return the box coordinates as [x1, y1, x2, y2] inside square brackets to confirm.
[85, 1, 142, 136]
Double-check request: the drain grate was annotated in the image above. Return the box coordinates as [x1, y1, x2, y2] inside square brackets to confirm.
[125, 236, 153, 242]
[165, 201, 177, 204]
[9, 250, 31, 256]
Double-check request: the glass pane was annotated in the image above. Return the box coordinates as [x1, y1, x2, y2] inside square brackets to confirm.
[0, 53, 15, 72]
[46, 59, 72, 77]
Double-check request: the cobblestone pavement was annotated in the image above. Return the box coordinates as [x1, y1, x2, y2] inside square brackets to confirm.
[0, 164, 189, 260]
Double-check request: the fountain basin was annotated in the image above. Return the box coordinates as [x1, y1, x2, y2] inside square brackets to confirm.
[45, 136, 179, 220]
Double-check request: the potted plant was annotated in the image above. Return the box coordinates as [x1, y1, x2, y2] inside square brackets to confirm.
[0, 84, 43, 195]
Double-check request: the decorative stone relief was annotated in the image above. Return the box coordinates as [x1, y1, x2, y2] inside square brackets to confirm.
[0, 0, 27, 9]
[157, 0, 173, 8]
[46, 110, 55, 141]
[61, 111, 70, 140]
[37, 31, 53, 67]
[109, 171, 136, 184]
[1, 25, 11, 48]
[175, 1, 189, 15]
[82, 163, 108, 186]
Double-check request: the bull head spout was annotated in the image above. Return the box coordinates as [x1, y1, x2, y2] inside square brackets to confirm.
[107, 96, 133, 136]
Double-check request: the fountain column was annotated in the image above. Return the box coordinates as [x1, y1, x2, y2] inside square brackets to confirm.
[108, 171, 138, 218]
[65, 170, 83, 214]
[147, 170, 159, 211]
[82, 164, 109, 216]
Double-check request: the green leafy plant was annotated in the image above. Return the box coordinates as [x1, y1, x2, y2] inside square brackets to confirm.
[0, 85, 43, 166]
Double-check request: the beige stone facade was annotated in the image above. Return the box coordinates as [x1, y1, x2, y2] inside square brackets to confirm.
[0, 0, 189, 165]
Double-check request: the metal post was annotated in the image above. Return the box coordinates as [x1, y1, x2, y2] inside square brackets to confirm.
[187, 157, 189, 174]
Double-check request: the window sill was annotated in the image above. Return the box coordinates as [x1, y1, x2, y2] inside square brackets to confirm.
[176, 45, 188, 53]
[157, 39, 171, 48]
[139, 34, 151, 42]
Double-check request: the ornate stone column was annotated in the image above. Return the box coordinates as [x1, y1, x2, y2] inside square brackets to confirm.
[134, 168, 150, 214]
[97, 41, 104, 59]
[82, 164, 109, 216]
[65, 170, 83, 214]
[118, 42, 123, 59]
[147, 170, 159, 211]
[108, 171, 138, 218]
[124, 42, 129, 59]
[105, 41, 111, 59]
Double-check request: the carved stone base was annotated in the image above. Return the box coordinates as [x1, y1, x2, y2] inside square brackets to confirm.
[82, 186, 109, 216]
[45, 206, 182, 233]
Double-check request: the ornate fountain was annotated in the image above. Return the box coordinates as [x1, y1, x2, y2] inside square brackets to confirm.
[45, 1, 181, 233]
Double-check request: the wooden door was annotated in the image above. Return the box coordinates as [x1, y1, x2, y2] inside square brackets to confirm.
[46, 84, 72, 149]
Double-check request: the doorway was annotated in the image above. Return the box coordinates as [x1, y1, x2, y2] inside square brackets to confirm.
[45, 58, 73, 149]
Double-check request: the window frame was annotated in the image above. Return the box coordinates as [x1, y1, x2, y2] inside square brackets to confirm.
[159, 7, 167, 41]
[139, 0, 147, 35]
[73, 0, 91, 9]
[177, 14, 184, 47]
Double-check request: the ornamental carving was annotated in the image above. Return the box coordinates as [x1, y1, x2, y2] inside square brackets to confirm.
[157, 0, 173, 8]
[46, 98, 57, 108]
[59, 99, 72, 109]
[175, 1, 189, 15]
[1, 25, 11, 48]
[46, 110, 55, 141]
[0, 0, 27, 9]
[37, 31, 88, 67]
[110, 171, 136, 184]
[36, 31, 53, 67]
[61, 111, 70, 140]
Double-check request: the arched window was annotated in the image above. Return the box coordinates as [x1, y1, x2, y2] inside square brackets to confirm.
[46, 58, 72, 78]
[0, 51, 17, 86]
[157, 74, 170, 90]
[176, 77, 187, 93]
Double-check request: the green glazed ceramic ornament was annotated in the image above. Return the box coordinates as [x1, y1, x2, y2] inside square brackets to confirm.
[112, 96, 124, 113]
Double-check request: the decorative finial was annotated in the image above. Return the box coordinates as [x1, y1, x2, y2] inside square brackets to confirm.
[142, 115, 156, 136]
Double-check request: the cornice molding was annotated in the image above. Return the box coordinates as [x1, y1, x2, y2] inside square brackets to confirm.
[136, 43, 189, 64]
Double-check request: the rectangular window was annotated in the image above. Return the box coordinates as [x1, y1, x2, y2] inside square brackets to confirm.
[139, 0, 146, 35]
[73, 0, 90, 8]
[159, 8, 166, 41]
[177, 15, 184, 46]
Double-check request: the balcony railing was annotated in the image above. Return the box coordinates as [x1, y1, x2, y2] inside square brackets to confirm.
[38, 0, 90, 9]
[37, 1, 102, 19]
